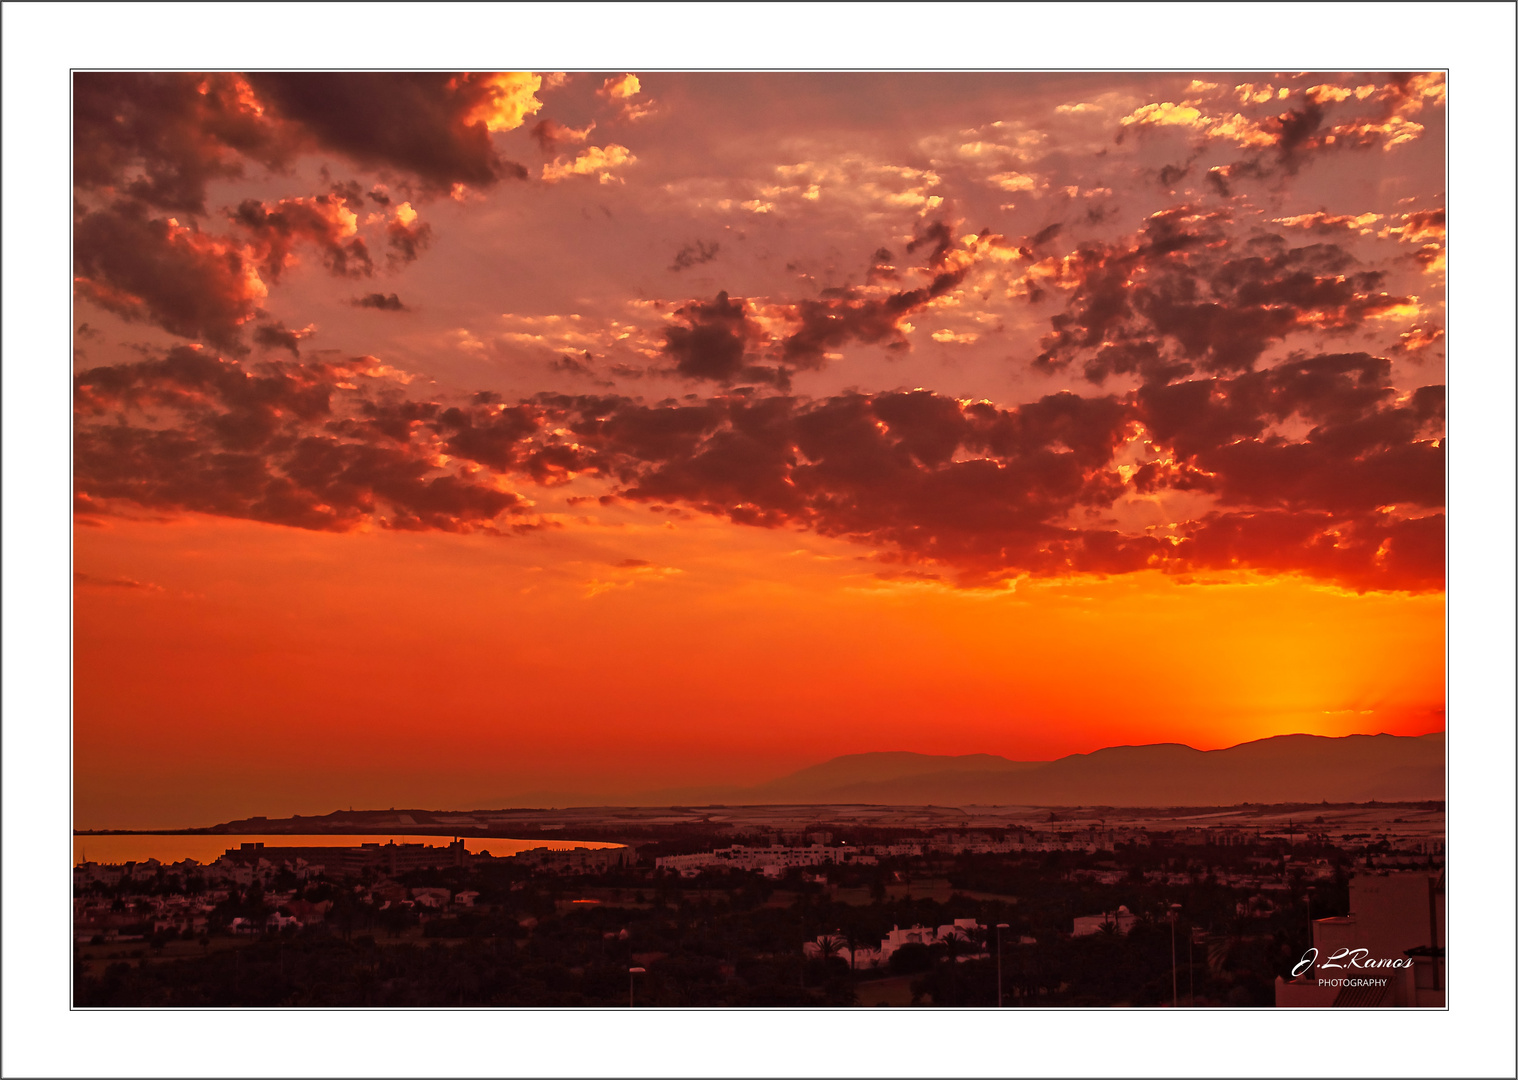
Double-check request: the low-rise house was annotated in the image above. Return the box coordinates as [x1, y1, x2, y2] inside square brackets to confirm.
[873, 919, 986, 966]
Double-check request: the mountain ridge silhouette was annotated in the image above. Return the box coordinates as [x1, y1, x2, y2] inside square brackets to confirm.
[625, 731, 1445, 807]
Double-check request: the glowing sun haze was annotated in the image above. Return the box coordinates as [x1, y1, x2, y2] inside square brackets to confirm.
[72, 71, 1445, 828]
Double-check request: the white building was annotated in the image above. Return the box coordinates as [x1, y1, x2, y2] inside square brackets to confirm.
[874, 919, 986, 967]
[655, 844, 877, 877]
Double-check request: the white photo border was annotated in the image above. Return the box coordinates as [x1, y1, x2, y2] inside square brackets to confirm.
[3, 3, 1513, 1077]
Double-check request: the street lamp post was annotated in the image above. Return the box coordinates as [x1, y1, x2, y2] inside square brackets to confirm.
[995, 923, 1010, 1007]
[1305, 887, 1316, 979]
[1168, 904, 1182, 1008]
[1188, 927, 1195, 1006]
[628, 966, 646, 1007]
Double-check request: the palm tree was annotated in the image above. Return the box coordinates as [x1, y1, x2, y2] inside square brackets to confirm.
[939, 928, 969, 1005]
[840, 926, 863, 972]
[814, 932, 847, 968]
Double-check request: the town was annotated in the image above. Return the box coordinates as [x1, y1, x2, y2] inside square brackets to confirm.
[74, 801, 1444, 1007]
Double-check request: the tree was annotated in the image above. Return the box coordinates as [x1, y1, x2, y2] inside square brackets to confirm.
[889, 942, 933, 975]
[939, 929, 972, 1005]
[813, 933, 846, 966]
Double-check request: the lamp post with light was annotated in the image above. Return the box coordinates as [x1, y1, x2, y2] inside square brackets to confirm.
[1167, 904, 1182, 1008]
[995, 923, 1010, 1007]
[629, 965, 645, 1007]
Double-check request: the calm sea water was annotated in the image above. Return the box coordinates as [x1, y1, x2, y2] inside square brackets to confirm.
[73, 834, 620, 866]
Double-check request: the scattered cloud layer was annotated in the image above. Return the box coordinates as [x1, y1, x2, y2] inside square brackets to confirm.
[72, 72, 1445, 594]
[76, 340, 1443, 591]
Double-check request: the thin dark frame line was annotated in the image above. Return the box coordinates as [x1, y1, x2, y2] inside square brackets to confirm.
[66, 65, 1451, 1014]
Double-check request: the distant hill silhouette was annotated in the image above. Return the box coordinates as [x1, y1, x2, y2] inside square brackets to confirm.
[645, 732, 1445, 807]
[184, 732, 1447, 829]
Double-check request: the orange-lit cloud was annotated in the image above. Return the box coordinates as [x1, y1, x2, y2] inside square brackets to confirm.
[454, 72, 543, 133]
[541, 144, 635, 183]
[598, 73, 655, 121]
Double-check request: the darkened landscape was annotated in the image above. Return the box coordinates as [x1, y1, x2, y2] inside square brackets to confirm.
[74, 795, 1444, 1007]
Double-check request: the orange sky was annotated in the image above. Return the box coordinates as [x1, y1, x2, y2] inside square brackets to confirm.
[70, 72, 1446, 827]
[74, 510, 1442, 827]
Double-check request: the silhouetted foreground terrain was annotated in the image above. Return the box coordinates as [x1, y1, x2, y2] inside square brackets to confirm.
[76, 802, 1442, 1007]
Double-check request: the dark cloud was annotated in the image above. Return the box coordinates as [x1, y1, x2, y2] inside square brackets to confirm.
[245, 73, 528, 190]
[1030, 222, 1065, 248]
[779, 265, 969, 368]
[905, 220, 954, 268]
[231, 196, 373, 280]
[385, 212, 434, 268]
[75, 341, 1444, 592]
[326, 178, 367, 207]
[875, 569, 941, 582]
[333, 398, 441, 444]
[1131, 353, 1444, 532]
[1035, 210, 1414, 382]
[252, 320, 311, 357]
[670, 240, 721, 272]
[72, 74, 481, 353]
[1270, 101, 1326, 171]
[74, 571, 163, 592]
[353, 292, 408, 311]
[73, 202, 266, 352]
[73, 73, 289, 214]
[540, 369, 1440, 590]
[434, 402, 543, 473]
[866, 247, 899, 285]
[550, 351, 597, 377]
[661, 291, 769, 384]
[530, 118, 596, 154]
[74, 349, 529, 534]
[549, 351, 615, 387]
[386, 210, 433, 267]
[1181, 509, 1444, 594]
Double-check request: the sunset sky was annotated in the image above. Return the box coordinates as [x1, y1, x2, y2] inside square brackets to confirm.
[70, 70, 1449, 827]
